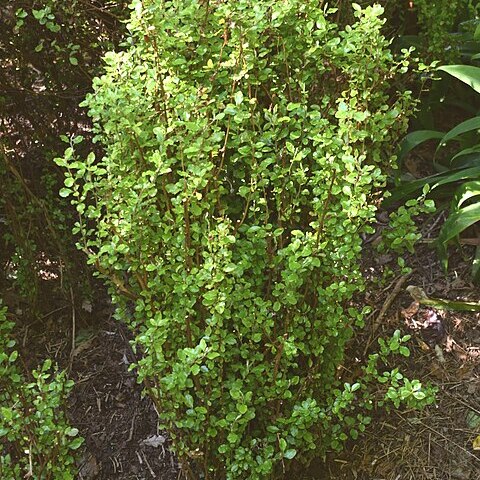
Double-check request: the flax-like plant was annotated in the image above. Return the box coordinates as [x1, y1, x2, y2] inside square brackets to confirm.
[391, 24, 480, 280]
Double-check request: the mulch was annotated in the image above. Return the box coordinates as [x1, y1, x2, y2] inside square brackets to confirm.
[69, 320, 178, 480]
[11, 283, 179, 480]
[323, 214, 480, 480]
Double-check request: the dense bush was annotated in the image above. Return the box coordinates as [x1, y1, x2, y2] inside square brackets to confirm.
[0, 302, 82, 479]
[59, 1, 431, 478]
[338, 1, 477, 59]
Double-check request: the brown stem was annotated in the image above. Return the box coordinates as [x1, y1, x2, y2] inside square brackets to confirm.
[316, 170, 336, 249]
[272, 334, 287, 383]
[282, 41, 293, 102]
[92, 256, 140, 300]
[149, 36, 170, 128]
[132, 131, 146, 167]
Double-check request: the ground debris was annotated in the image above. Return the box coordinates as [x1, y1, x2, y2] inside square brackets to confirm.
[69, 320, 178, 480]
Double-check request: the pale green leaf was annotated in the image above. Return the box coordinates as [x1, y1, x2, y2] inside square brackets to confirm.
[452, 180, 480, 210]
[438, 65, 480, 94]
[437, 202, 480, 269]
[234, 91, 243, 105]
[284, 449, 297, 459]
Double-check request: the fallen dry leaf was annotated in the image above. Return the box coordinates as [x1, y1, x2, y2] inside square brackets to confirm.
[140, 434, 166, 448]
[401, 301, 420, 320]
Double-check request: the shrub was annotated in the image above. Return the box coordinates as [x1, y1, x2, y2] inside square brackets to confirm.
[0, 302, 82, 479]
[58, 1, 422, 478]
[413, 0, 474, 56]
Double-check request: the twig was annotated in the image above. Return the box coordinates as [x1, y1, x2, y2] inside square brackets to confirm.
[316, 171, 336, 249]
[273, 335, 287, 383]
[443, 390, 480, 417]
[26, 443, 33, 478]
[363, 274, 410, 356]
[423, 210, 446, 238]
[41, 305, 68, 320]
[127, 412, 137, 442]
[68, 287, 76, 370]
[142, 450, 156, 478]
[416, 419, 480, 463]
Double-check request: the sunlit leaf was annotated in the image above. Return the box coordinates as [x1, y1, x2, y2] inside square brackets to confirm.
[437, 202, 480, 270]
[284, 449, 297, 459]
[234, 91, 243, 105]
[386, 166, 480, 205]
[438, 65, 480, 94]
[70, 437, 84, 450]
[474, 435, 480, 450]
[451, 180, 480, 211]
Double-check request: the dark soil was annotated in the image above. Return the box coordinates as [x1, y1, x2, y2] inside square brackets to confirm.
[9, 280, 179, 480]
[69, 320, 178, 480]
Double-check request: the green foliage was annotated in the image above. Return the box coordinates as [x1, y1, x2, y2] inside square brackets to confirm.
[57, 1, 425, 478]
[0, 145, 71, 308]
[343, 1, 477, 61]
[377, 188, 435, 274]
[1, 0, 130, 308]
[0, 302, 82, 479]
[439, 65, 480, 93]
[406, 17, 480, 133]
[413, 0, 474, 57]
[0, 149, 39, 304]
[308, 329, 436, 451]
[378, 189, 436, 255]
[362, 330, 437, 410]
[391, 47, 480, 280]
[9, 0, 126, 71]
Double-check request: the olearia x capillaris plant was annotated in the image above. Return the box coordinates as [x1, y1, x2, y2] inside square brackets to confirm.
[0, 301, 83, 480]
[57, 1, 431, 478]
